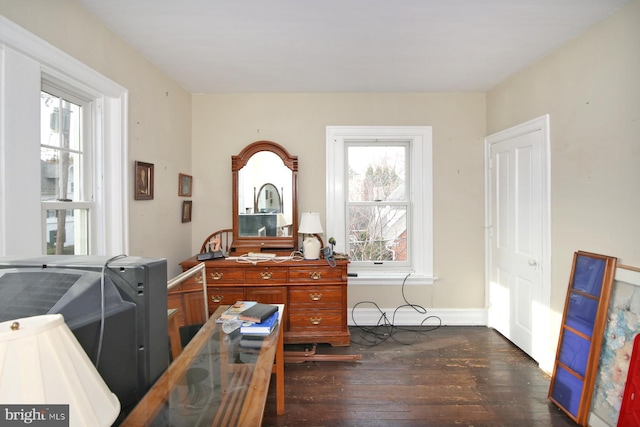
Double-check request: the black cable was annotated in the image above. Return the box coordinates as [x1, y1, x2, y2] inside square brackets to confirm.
[350, 273, 442, 347]
[95, 253, 127, 368]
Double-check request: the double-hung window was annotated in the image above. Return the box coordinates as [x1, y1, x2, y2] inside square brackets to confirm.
[346, 142, 410, 267]
[326, 126, 434, 285]
[40, 84, 93, 255]
[0, 17, 128, 256]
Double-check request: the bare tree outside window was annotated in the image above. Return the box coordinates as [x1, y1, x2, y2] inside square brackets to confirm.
[347, 144, 408, 263]
[41, 89, 89, 255]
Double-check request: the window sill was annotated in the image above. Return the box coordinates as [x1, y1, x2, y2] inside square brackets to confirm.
[347, 273, 438, 286]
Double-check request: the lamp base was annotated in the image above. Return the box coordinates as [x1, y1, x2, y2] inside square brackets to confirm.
[303, 236, 321, 260]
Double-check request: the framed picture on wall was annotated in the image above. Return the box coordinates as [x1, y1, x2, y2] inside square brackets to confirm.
[182, 201, 192, 223]
[178, 173, 192, 197]
[135, 161, 154, 200]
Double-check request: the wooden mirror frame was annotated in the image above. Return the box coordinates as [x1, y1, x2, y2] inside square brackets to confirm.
[231, 140, 298, 254]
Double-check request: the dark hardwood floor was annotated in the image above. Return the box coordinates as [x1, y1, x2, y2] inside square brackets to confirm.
[263, 326, 579, 427]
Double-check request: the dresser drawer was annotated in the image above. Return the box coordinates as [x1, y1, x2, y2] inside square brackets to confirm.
[245, 266, 287, 283]
[207, 287, 245, 313]
[205, 267, 244, 284]
[289, 308, 343, 331]
[289, 285, 343, 305]
[289, 266, 344, 282]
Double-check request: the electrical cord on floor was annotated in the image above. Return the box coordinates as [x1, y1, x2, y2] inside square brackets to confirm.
[350, 273, 442, 347]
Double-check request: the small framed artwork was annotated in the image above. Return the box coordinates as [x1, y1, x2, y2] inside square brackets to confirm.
[178, 173, 192, 197]
[134, 161, 154, 200]
[182, 201, 192, 223]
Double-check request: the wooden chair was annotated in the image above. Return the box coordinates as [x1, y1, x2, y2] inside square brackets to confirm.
[199, 229, 233, 256]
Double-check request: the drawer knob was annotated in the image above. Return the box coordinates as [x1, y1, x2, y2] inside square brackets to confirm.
[309, 271, 322, 280]
[309, 293, 323, 301]
[194, 275, 203, 284]
[210, 272, 224, 280]
[260, 271, 273, 280]
[210, 295, 224, 303]
[310, 317, 323, 325]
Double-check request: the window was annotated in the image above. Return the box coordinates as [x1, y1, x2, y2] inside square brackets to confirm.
[0, 17, 128, 256]
[326, 126, 434, 285]
[347, 142, 410, 267]
[40, 85, 93, 254]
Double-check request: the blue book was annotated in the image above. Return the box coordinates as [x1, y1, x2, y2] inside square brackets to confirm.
[240, 311, 279, 335]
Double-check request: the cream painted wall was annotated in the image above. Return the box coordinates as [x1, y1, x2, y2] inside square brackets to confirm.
[0, 0, 193, 277]
[192, 93, 487, 310]
[487, 0, 640, 348]
[2, 0, 633, 323]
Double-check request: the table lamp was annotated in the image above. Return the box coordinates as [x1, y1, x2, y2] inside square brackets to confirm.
[0, 314, 120, 427]
[298, 212, 323, 260]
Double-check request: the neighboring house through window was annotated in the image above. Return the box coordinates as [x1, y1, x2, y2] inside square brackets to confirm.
[326, 126, 435, 285]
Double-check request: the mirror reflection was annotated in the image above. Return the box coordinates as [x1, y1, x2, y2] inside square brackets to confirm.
[256, 183, 282, 214]
[238, 151, 292, 237]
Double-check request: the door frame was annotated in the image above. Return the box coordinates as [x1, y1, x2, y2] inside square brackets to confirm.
[484, 114, 553, 372]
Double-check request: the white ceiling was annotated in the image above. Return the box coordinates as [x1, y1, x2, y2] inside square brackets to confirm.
[76, 0, 629, 93]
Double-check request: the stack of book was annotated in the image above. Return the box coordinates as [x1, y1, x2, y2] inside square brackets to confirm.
[240, 310, 279, 335]
[218, 301, 279, 336]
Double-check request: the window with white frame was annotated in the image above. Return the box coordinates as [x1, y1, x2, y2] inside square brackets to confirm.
[40, 84, 94, 255]
[326, 126, 434, 285]
[0, 17, 128, 256]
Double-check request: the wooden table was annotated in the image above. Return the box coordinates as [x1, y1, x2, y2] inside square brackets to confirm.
[121, 305, 285, 426]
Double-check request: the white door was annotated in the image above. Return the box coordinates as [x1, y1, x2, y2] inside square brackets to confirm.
[486, 116, 551, 368]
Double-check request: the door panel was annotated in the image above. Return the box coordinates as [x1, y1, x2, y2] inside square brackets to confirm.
[514, 276, 533, 333]
[488, 123, 546, 363]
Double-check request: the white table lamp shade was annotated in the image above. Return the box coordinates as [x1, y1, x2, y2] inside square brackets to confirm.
[298, 212, 323, 259]
[298, 212, 323, 235]
[0, 314, 120, 427]
[276, 213, 289, 227]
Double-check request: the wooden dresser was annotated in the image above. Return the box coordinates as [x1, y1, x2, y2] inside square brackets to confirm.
[172, 256, 350, 346]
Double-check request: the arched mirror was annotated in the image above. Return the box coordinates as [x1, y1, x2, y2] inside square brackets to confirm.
[255, 183, 282, 214]
[232, 141, 298, 254]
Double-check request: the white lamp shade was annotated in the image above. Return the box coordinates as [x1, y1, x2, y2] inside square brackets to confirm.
[276, 213, 289, 227]
[298, 212, 323, 234]
[0, 314, 120, 427]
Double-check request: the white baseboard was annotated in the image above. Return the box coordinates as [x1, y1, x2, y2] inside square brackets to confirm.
[347, 307, 488, 326]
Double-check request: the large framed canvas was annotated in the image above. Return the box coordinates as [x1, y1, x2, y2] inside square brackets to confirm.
[589, 265, 640, 427]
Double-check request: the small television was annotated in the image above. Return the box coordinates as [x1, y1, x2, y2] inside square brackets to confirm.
[0, 255, 169, 418]
[239, 213, 278, 236]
